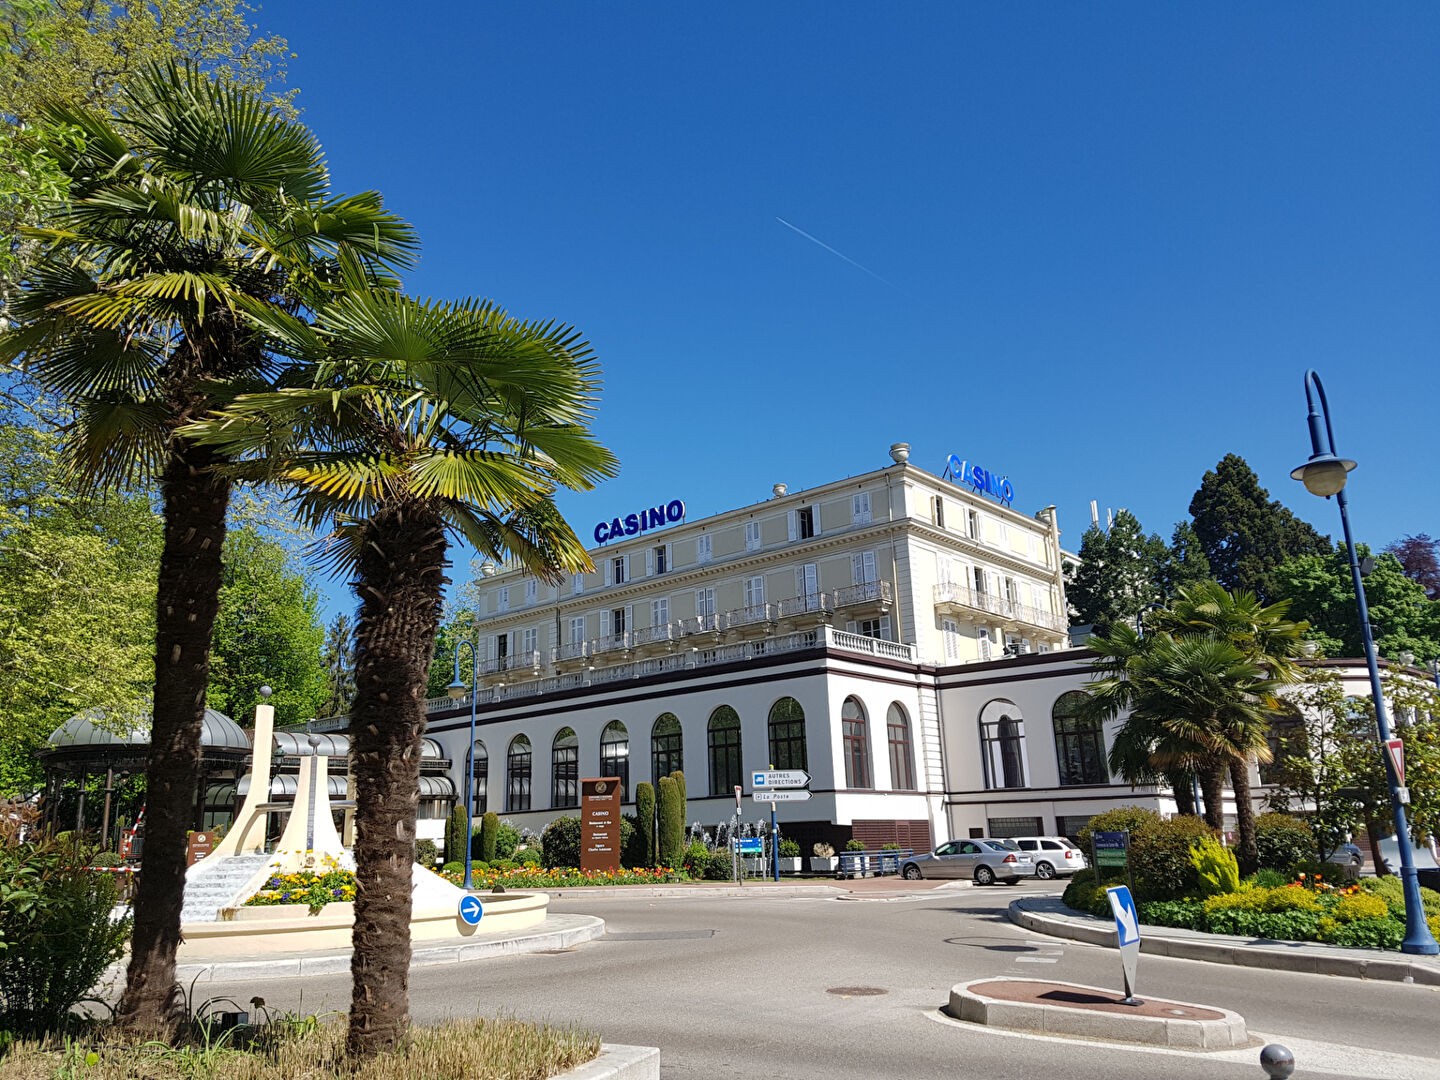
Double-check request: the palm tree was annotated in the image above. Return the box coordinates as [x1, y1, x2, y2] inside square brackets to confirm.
[0, 64, 415, 1036]
[185, 288, 617, 1059]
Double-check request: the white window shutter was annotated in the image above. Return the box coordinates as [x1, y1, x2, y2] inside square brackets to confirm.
[864, 551, 876, 582]
[603, 559, 612, 586]
[623, 555, 631, 581]
[625, 605, 633, 637]
[665, 543, 672, 572]
[852, 553, 864, 584]
[646, 548, 655, 576]
[935, 552, 948, 583]
[813, 503, 821, 534]
[787, 511, 798, 541]
[600, 609, 611, 638]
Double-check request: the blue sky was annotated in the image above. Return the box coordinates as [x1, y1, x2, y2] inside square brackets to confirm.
[265, 4, 1439, 618]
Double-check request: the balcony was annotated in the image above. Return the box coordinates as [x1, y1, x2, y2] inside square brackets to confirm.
[933, 582, 1067, 633]
[832, 579, 893, 620]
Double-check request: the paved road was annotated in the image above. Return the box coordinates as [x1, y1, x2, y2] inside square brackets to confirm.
[203, 883, 1440, 1079]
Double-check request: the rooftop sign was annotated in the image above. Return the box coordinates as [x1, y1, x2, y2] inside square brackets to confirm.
[946, 454, 1014, 507]
[594, 499, 686, 545]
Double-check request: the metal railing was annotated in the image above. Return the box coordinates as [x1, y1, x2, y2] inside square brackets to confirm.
[932, 582, 1066, 632]
[832, 580, 893, 608]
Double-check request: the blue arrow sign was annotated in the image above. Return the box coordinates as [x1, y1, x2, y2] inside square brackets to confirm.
[1106, 885, 1141, 948]
[458, 894, 484, 926]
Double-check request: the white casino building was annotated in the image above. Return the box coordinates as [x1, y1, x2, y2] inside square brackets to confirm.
[400, 443, 1203, 858]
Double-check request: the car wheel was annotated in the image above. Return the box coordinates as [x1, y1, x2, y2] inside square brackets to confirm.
[1035, 861, 1056, 880]
[974, 865, 995, 886]
[902, 864, 922, 880]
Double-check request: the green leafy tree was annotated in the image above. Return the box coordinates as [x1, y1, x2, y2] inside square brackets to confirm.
[1066, 510, 1168, 633]
[0, 1, 297, 288]
[426, 603, 477, 699]
[0, 65, 415, 1038]
[1188, 454, 1329, 601]
[1271, 546, 1440, 663]
[319, 612, 356, 719]
[209, 524, 327, 727]
[185, 287, 616, 1059]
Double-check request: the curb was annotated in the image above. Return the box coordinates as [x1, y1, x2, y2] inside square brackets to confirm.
[561, 1044, 659, 1080]
[947, 977, 1248, 1049]
[110, 914, 607, 985]
[1008, 900, 1440, 986]
[541, 884, 844, 899]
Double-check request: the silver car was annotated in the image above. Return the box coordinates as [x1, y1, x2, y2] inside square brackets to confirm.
[899, 838, 1034, 885]
[1011, 836, 1089, 880]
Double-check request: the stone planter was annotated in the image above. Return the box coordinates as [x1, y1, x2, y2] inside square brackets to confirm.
[810, 856, 837, 874]
[778, 857, 802, 874]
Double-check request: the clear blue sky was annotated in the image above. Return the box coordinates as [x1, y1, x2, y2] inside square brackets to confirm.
[265, 3, 1439, 618]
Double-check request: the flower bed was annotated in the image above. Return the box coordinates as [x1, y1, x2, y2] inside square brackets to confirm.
[245, 856, 356, 914]
[437, 864, 689, 889]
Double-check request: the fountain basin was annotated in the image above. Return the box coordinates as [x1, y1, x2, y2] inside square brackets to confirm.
[179, 891, 549, 960]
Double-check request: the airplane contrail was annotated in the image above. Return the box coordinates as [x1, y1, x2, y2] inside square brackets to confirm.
[775, 216, 898, 289]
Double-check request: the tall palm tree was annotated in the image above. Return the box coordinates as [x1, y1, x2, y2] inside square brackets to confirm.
[185, 287, 617, 1059]
[0, 64, 415, 1036]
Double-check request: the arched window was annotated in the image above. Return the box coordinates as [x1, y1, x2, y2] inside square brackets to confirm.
[707, 705, 742, 796]
[1052, 691, 1108, 786]
[767, 697, 808, 772]
[652, 713, 683, 781]
[600, 721, 630, 802]
[472, 740, 488, 814]
[979, 700, 1027, 789]
[552, 727, 578, 808]
[506, 735, 531, 812]
[841, 697, 872, 789]
[887, 703, 916, 790]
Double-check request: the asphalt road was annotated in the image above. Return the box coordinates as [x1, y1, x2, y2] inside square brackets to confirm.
[202, 882, 1440, 1080]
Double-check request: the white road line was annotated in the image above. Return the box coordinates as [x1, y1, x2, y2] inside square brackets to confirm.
[925, 1010, 1436, 1080]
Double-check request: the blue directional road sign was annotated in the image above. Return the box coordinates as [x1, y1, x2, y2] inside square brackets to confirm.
[458, 894, 484, 926]
[734, 837, 764, 855]
[1105, 885, 1142, 1004]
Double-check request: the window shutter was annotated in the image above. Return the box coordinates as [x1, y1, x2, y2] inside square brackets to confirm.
[623, 555, 631, 581]
[624, 605, 633, 639]
[852, 553, 864, 583]
[646, 548, 655, 576]
[812, 503, 821, 534]
[664, 543, 672, 573]
[600, 609, 611, 638]
[935, 552, 949, 584]
[603, 559, 612, 586]
[787, 511, 798, 542]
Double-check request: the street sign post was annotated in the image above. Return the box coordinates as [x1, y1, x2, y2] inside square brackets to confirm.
[750, 789, 811, 802]
[1105, 885, 1142, 1005]
[752, 769, 809, 789]
[735, 837, 763, 854]
[458, 894, 484, 927]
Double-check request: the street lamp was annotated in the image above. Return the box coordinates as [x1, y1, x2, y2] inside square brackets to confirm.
[447, 640, 481, 891]
[1290, 370, 1438, 955]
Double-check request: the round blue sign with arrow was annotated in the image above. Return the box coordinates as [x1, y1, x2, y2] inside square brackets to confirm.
[458, 894, 483, 926]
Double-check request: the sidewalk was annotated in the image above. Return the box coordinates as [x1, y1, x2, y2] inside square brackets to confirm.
[1009, 896, 1440, 986]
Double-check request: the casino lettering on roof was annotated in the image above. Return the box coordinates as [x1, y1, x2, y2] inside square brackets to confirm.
[594, 499, 686, 544]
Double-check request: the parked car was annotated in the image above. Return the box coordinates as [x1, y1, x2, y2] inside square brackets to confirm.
[1010, 836, 1088, 880]
[899, 838, 1034, 885]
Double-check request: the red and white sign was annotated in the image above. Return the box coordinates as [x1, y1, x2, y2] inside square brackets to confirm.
[1385, 737, 1405, 786]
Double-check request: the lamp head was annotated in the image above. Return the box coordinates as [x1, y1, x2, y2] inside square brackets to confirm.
[1290, 452, 1355, 498]
[446, 679, 466, 700]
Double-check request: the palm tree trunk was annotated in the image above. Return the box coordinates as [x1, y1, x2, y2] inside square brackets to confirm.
[1199, 763, 1226, 831]
[1229, 758, 1259, 877]
[1165, 770, 1198, 818]
[115, 445, 231, 1038]
[347, 505, 447, 1060]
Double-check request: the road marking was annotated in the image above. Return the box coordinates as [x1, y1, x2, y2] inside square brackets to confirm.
[925, 1011, 1439, 1080]
[1013, 955, 1060, 963]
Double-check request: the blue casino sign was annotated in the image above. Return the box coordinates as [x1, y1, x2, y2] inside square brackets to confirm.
[594, 499, 686, 545]
[946, 455, 1014, 507]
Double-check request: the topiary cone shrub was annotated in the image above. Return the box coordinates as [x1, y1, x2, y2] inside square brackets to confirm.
[657, 776, 684, 866]
[479, 811, 500, 864]
[445, 805, 469, 865]
[635, 782, 656, 867]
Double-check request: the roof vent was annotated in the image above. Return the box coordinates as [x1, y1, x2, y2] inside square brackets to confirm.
[773, 483, 788, 498]
[889, 442, 911, 464]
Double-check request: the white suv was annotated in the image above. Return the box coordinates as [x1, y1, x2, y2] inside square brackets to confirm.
[1011, 836, 1088, 880]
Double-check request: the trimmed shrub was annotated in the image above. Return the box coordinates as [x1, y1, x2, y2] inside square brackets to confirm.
[1254, 813, 1314, 874]
[442, 860, 463, 876]
[444, 805, 469, 865]
[1128, 815, 1216, 900]
[0, 839, 130, 1037]
[1319, 916, 1403, 949]
[1359, 875, 1440, 920]
[1060, 872, 1111, 918]
[517, 847, 541, 867]
[1076, 806, 1162, 854]
[682, 840, 709, 877]
[657, 777, 684, 866]
[494, 819, 521, 859]
[779, 838, 801, 858]
[415, 839, 439, 867]
[704, 849, 734, 881]
[671, 770, 687, 811]
[845, 838, 865, 852]
[619, 816, 638, 868]
[541, 816, 582, 869]
[1140, 898, 1205, 931]
[479, 811, 500, 863]
[635, 782, 656, 867]
[1191, 836, 1241, 897]
[1250, 868, 1290, 889]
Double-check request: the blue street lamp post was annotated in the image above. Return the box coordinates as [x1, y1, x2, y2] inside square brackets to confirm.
[1290, 370, 1438, 955]
[447, 641, 481, 892]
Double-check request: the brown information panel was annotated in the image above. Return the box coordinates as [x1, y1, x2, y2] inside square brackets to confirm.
[581, 777, 622, 874]
[186, 831, 214, 866]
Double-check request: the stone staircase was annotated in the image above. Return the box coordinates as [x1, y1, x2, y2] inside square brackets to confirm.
[180, 853, 275, 924]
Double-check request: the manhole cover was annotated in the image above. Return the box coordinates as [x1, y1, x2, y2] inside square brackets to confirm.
[826, 986, 887, 997]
